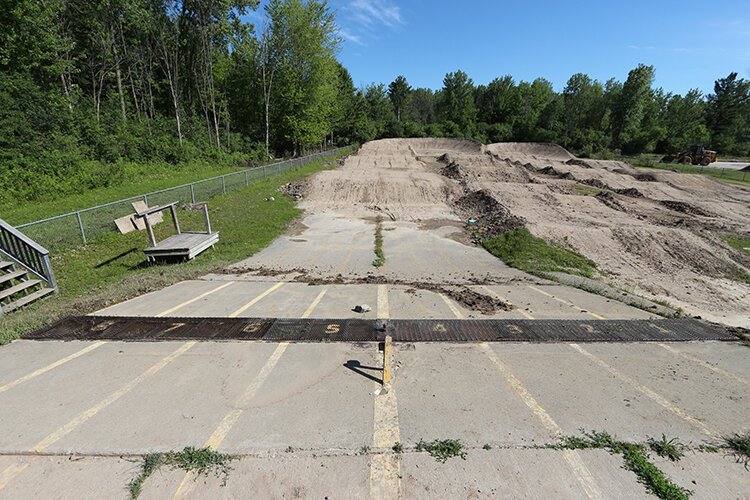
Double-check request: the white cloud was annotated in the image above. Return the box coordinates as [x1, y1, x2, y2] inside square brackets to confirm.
[347, 0, 403, 29]
[339, 28, 365, 46]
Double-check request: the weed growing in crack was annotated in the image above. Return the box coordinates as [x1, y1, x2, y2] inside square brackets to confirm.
[127, 447, 235, 499]
[482, 444, 492, 450]
[724, 432, 750, 468]
[415, 439, 467, 463]
[555, 431, 692, 499]
[372, 215, 385, 267]
[648, 434, 684, 462]
[358, 445, 370, 455]
[392, 442, 403, 454]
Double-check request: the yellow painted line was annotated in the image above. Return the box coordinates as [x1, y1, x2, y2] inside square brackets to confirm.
[657, 343, 750, 387]
[228, 282, 286, 318]
[569, 343, 719, 438]
[0, 463, 29, 492]
[377, 284, 390, 319]
[32, 342, 196, 452]
[480, 286, 534, 319]
[480, 343, 602, 498]
[528, 286, 605, 320]
[0, 342, 106, 394]
[370, 343, 401, 500]
[156, 282, 235, 317]
[382, 336, 393, 386]
[301, 288, 328, 318]
[173, 343, 289, 499]
[439, 293, 464, 319]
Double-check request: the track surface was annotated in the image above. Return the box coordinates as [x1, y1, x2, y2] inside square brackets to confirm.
[2, 140, 749, 498]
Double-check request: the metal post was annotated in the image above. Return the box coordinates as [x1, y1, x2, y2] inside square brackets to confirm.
[263, 166, 267, 179]
[76, 212, 87, 244]
[245, 170, 249, 186]
[190, 184, 195, 204]
[203, 204, 212, 234]
[222, 176, 226, 194]
[143, 194, 149, 206]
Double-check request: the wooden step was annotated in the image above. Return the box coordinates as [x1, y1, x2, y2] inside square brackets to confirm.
[3, 288, 55, 313]
[0, 261, 13, 271]
[0, 279, 41, 301]
[0, 270, 27, 286]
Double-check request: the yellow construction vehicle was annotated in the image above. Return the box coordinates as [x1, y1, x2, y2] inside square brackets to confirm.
[663, 145, 717, 166]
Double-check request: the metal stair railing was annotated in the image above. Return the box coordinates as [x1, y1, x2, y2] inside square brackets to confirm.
[0, 218, 58, 304]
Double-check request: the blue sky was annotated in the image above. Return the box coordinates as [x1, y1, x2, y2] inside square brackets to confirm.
[249, 0, 750, 95]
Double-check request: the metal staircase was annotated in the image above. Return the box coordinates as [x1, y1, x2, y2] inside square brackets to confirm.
[0, 218, 57, 316]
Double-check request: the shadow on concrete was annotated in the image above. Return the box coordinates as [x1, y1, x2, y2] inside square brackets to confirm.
[344, 360, 382, 385]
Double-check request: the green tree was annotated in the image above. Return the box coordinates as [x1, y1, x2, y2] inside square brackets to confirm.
[706, 72, 750, 155]
[437, 70, 476, 135]
[388, 75, 411, 122]
[611, 64, 657, 153]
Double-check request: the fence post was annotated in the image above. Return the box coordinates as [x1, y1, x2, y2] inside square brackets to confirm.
[222, 175, 226, 194]
[143, 194, 148, 206]
[76, 212, 87, 244]
[263, 166, 267, 179]
[190, 184, 195, 204]
[245, 170, 249, 186]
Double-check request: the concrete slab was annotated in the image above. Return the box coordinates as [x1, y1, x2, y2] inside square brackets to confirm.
[657, 452, 750, 499]
[395, 343, 554, 447]
[0, 340, 99, 386]
[578, 343, 750, 438]
[489, 343, 718, 443]
[0, 342, 185, 452]
[94, 280, 227, 317]
[138, 454, 370, 500]
[304, 284, 379, 319]
[0, 455, 135, 499]
[657, 341, 750, 381]
[46, 342, 279, 454]
[400, 448, 649, 499]
[218, 343, 377, 452]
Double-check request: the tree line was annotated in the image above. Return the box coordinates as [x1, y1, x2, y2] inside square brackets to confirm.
[2, 0, 748, 205]
[359, 66, 750, 158]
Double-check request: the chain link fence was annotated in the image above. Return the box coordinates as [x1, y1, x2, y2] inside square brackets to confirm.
[17, 148, 348, 251]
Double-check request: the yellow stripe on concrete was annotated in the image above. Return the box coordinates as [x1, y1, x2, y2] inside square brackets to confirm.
[301, 288, 328, 318]
[439, 293, 464, 319]
[527, 286, 605, 319]
[370, 346, 401, 499]
[156, 282, 235, 317]
[377, 284, 390, 320]
[480, 343, 602, 499]
[657, 343, 750, 387]
[0, 342, 105, 394]
[0, 463, 29, 492]
[480, 286, 534, 319]
[32, 342, 196, 452]
[173, 343, 289, 499]
[228, 282, 286, 318]
[569, 343, 719, 438]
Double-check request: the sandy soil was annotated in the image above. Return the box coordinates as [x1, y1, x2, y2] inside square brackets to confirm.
[299, 138, 750, 327]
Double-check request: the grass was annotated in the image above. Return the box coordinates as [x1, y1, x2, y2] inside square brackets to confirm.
[415, 439, 467, 463]
[648, 435, 685, 462]
[629, 158, 750, 186]
[372, 215, 385, 267]
[554, 431, 692, 500]
[1, 159, 249, 226]
[571, 184, 602, 196]
[482, 228, 597, 278]
[721, 233, 750, 254]
[392, 442, 403, 454]
[0, 148, 353, 345]
[128, 447, 234, 499]
[725, 267, 750, 284]
[724, 432, 750, 468]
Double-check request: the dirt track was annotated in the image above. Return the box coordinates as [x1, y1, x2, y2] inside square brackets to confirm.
[298, 138, 750, 327]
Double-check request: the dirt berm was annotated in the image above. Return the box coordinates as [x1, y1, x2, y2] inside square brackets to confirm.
[297, 138, 750, 327]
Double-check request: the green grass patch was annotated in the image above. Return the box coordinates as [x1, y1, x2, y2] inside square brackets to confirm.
[0, 149, 352, 345]
[631, 160, 750, 186]
[392, 442, 403, 454]
[724, 432, 750, 468]
[721, 234, 750, 254]
[725, 267, 750, 284]
[482, 228, 597, 278]
[372, 215, 386, 267]
[648, 434, 685, 462]
[128, 447, 234, 499]
[1, 159, 249, 226]
[555, 431, 692, 499]
[415, 439, 467, 463]
[571, 184, 602, 196]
